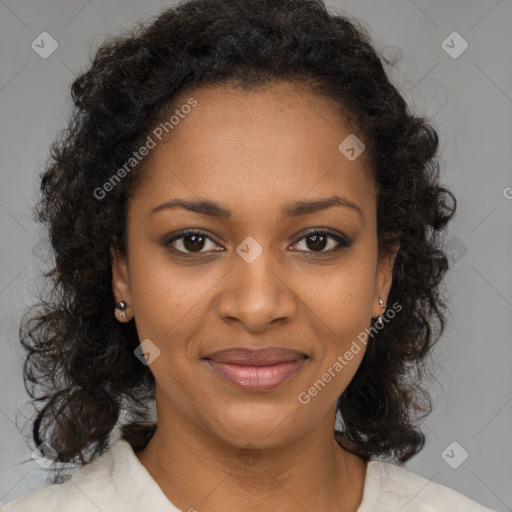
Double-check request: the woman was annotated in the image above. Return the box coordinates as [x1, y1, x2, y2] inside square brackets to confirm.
[3, 0, 496, 510]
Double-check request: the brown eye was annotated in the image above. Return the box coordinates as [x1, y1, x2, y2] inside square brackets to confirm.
[164, 228, 352, 257]
[290, 230, 352, 254]
[305, 233, 329, 251]
[165, 230, 222, 254]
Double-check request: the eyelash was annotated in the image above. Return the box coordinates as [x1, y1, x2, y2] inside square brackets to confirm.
[164, 228, 352, 256]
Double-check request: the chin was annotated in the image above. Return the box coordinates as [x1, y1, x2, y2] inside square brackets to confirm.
[205, 402, 304, 449]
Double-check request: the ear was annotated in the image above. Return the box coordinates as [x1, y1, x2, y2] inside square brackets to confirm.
[110, 245, 133, 318]
[372, 242, 400, 318]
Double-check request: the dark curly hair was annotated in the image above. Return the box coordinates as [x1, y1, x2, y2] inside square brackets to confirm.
[18, 0, 456, 484]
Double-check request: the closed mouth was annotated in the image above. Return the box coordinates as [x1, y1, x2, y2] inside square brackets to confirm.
[203, 347, 308, 391]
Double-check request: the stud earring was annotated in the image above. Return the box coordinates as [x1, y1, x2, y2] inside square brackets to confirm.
[115, 301, 127, 319]
[377, 297, 385, 327]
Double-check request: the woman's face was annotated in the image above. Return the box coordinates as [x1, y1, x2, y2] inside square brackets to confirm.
[112, 81, 397, 450]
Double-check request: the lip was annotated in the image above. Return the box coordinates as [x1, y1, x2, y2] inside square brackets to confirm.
[204, 347, 308, 391]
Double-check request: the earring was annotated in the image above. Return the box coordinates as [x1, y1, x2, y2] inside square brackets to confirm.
[115, 301, 127, 319]
[377, 297, 385, 327]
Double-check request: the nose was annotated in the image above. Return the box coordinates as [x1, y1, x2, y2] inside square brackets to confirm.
[216, 245, 297, 332]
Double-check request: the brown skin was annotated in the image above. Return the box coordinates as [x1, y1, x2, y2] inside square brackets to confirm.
[111, 81, 399, 512]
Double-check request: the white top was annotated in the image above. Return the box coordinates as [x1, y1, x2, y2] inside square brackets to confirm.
[2, 438, 496, 511]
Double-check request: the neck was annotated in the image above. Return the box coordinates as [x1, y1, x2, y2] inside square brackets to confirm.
[135, 394, 367, 512]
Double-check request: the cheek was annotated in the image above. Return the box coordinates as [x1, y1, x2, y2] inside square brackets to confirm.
[127, 248, 210, 345]
[294, 278, 373, 414]
[299, 258, 376, 331]
[296, 257, 376, 385]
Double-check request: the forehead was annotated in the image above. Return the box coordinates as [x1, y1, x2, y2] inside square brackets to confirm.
[131, 81, 376, 222]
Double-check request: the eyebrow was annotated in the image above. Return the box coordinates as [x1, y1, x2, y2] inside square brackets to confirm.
[150, 195, 363, 221]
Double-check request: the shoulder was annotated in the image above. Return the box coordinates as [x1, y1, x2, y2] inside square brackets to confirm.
[359, 459, 497, 512]
[1, 439, 177, 512]
[1, 442, 119, 512]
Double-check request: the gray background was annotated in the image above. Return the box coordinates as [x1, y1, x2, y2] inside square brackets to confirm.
[1, 0, 511, 510]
